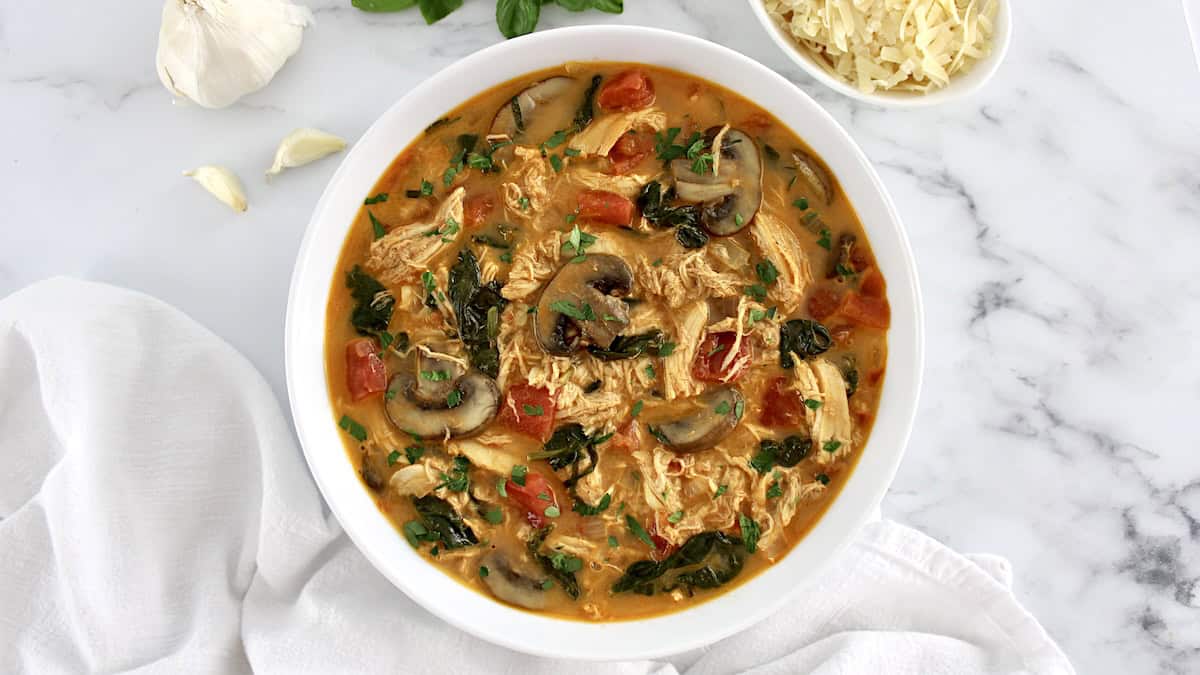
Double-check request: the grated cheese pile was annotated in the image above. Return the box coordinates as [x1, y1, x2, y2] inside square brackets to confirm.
[763, 0, 998, 94]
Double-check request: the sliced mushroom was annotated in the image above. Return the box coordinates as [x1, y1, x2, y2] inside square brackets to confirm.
[410, 348, 466, 407]
[480, 550, 549, 610]
[534, 254, 633, 356]
[385, 371, 499, 440]
[489, 76, 576, 140]
[648, 387, 743, 453]
[791, 149, 834, 206]
[671, 128, 762, 236]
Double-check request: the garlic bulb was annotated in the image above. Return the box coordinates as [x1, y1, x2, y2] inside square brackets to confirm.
[267, 128, 347, 177]
[183, 166, 248, 212]
[156, 0, 313, 109]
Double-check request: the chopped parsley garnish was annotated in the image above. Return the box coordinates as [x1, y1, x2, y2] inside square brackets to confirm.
[667, 510, 684, 524]
[647, 425, 670, 445]
[734, 212, 745, 226]
[549, 299, 595, 321]
[498, 250, 514, 264]
[707, 342, 727, 357]
[750, 441, 777, 475]
[756, 259, 780, 285]
[386, 450, 401, 466]
[421, 179, 434, 196]
[446, 389, 463, 408]
[654, 127, 685, 162]
[739, 514, 761, 553]
[625, 515, 654, 547]
[766, 480, 783, 499]
[608, 535, 619, 548]
[496, 477, 508, 497]
[541, 579, 554, 590]
[657, 341, 676, 356]
[823, 440, 843, 453]
[805, 399, 823, 410]
[435, 456, 470, 492]
[405, 445, 424, 464]
[522, 404, 544, 417]
[364, 193, 388, 205]
[631, 400, 644, 418]
[644, 364, 656, 380]
[549, 155, 564, 173]
[794, 197, 809, 210]
[562, 224, 598, 256]
[421, 270, 436, 294]
[744, 284, 768, 302]
[748, 308, 767, 325]
[714, 400, 731, 415]
[511, 464, 528, 486]
[368, 212, 387, 240]
[817, 229, 832, 250]
[815, 473, 831, 485]
[651, 258, 663, 267]
[421, 369, 450, 382]
[479, 565, 489, 577]
[338, 415, 367, 442]
[544, 505, 561, 518]
[714, 484, 728, 498]
[541, 129, 568, 151]
[564, 147, 581, 157]
[484, 507, 503, 524]
[517, 196, 530, 211]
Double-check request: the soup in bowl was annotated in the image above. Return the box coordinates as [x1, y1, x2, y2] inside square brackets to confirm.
[287, 26, 921, 659]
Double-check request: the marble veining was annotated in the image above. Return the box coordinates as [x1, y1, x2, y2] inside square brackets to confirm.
[1, 1, 1198, 672]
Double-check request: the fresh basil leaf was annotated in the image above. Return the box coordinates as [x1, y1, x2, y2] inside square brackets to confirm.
[417, 0, 462, 24]
[352, 0, 417, 11]
[496, 0, 540, 38]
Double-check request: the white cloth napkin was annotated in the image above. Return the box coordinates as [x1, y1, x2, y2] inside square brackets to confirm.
[0, 278, 1074, 674]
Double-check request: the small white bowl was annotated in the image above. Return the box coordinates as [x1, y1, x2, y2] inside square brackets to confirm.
[286, 25, 924, 660]
[746, 0, 1012, 108]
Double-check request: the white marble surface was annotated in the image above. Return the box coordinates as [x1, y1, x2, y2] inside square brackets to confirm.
[2, 1, 1198, 672]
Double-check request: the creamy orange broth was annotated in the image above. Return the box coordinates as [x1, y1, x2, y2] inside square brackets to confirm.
[325, 63, 888, 620]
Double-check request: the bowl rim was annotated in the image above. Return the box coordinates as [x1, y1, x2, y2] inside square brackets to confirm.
[745, 0, 1012, 108]
[285, 24, 924, 661]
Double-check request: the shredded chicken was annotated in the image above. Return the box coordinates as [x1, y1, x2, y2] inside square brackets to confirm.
[449, 437, 520, 476]
[635, 251, 744, 307]
[365, 187, 465, 285]
[389, 463, 439, 497]
[809, 359, 854, 463]
[568, 108, 668, 157]
[500, 147, 557, 223]
[556, 384, 623, 433]
[750, 211, 813, 313]
[661, 300, 708, 400]
[502, 231, 562, 301]
[565, 166, 662, 199]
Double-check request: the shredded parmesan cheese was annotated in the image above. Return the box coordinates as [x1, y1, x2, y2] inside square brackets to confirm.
[762, 0, 998, 94]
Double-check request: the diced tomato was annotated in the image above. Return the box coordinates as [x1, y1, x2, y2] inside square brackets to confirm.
[692, 332, 752, 383]
[506, 470, 559, 528]
[648, 521, 678, 561]
[463, 193, 495, 229]
[607, 132, 653, 174]
[597, 70, 656, 111]
[497, 384, 557, 442]
[577, 190, 635, 226]
[860, 269, 886, 298]
[345, 338, 387, 401]
[807, 287, 843, 320]
[839, 292, 891, 329]
[759, 377, 806, 428]
[610, 419, 641, 453]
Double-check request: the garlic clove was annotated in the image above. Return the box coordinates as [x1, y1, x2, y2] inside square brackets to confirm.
[183, 166, 248, 212]
[156, 0, 313, 109]
[267, 128, 348, 177]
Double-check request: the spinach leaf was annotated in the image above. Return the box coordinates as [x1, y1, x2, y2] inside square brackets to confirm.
[527, 423, 600, 487]
[638, 181, 702, 231]
[675, 221, 709, 249]
[412, 495, 477, 549]
[840, 353, 859, 397]
[496, 0, 540, 38]
[612, 531, 746, 596]
[528, 526, 581, 599]
[572, 492, 612, 516]
[779, 319, 832, 368]
[573, 75, 602, 131]
[586, 329, 665, 361]
[448, 249, 508, 378]
[345, 266, 393, 336]
[417, 0, 462, 24]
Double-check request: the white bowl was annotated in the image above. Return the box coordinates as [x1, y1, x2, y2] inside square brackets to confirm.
[746, 0, 1012, 108]
[285, 25, 924, 661]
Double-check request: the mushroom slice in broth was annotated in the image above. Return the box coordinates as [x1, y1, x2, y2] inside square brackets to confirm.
[646, 387, 744, 453]
[384, 371, 500, 440]
[534, 253, 633, 356]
